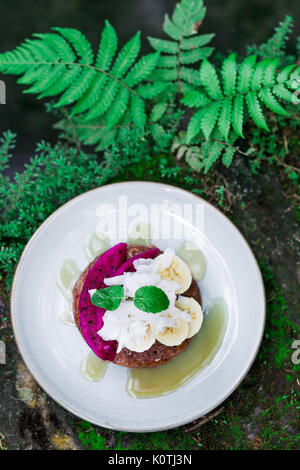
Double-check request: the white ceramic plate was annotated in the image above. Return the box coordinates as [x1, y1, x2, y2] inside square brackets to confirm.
[11, 182, 265, 432]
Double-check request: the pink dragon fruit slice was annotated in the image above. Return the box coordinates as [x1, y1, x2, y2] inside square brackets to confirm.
[79, 243, 127, 361]
[79, 244, 159, 361]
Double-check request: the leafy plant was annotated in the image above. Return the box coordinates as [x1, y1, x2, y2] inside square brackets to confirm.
[148, 0, 214, 96]
[0, 0, 299, 173]
[0, 23, 160, 129]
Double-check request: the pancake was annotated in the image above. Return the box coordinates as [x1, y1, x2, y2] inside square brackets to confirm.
[73, 244, 202, 368]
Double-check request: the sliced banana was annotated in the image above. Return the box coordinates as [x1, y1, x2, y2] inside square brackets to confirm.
[176, 296, 203, 339]
[156, 253, 192, 294]
[152, 317, 189, 347]
[125, 325, 156, 352]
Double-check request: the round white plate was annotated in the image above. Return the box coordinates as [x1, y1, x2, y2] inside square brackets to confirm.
[11, 182, 265, 432]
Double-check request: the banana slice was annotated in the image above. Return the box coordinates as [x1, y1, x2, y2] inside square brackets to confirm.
[176, 296, 203, 339]
[125, 324, 156, 352]
[152, 317, 189, 347]
[156, 253, 192, 294]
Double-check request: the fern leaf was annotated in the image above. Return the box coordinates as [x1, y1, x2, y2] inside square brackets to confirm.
[95, 20, 118, 70]
[218, 98, 232, 140]
[180, 67, 202, 86]
[181, 34, 215, 50]
[157, 55, 177, 68]
[34, 33, 75, 62]
[201, 102, 221, 139]
[131, 94, 146, 127]
[151, 123, 169, 147]
[125, 53, 159, 86]
[237, 55, 257, 93]
[181, 90, 211, 107]
[222, 146, 236, 167]
[200, 60, 223, 100]
[272, 84, 299, 103]
[163, 15, 182, 40]
[150, 102, 168, 122]
[259, 89, 289, 116]
[53, 27, 94, 65]
[148, 37, 178, 54]
[263, 59, 279, 86]
[106, 87, 130, 128]
[251, 59, 270, 91]
[137, 81, 168, 99]
[232, 95, 244, 137]
[221, 53, 236, 96]
[186, 109, 206, 142]
[277, 64, 297, 83]
[17, 65, 51, 86]
[246, 92, 269, 131]
[180, 47, 214, 64]
[54, 69, 96, 107]
[70, 75, 107, 115]
[39, 66, 81, 97]
[111, 32, 141, 78]
[203, 141, 223, 173]
[24, 65, 65, 94]
[84, 81, 119, 121]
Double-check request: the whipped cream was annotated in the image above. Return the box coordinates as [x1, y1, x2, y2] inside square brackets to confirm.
[93, 249, 192, 353]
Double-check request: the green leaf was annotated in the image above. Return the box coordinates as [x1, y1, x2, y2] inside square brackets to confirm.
[181, 90, 211, 107]
[203, 141, 223, 173]
[91, 285, 124, 311]
[200, 60, 223, 100]
[259, 89, 289, 116]
[201, 102, 221, 139]
[95, 20, 118, 70]
[134, 286, 170, 313]
[125, 52, 159, 87]
[222, 146, 236, 167]
[221, 53, 236, 96]
[111, 31, 141, 78]
[163, 14, 182, 41]
[84, 80, 119, 121]
[55, 69, 96, 107]
[106, 87, 130, 128]
[181, 34, 215, 50]
[237, 55, 257, 93]
[131, 94, 146, 127]
[53, 27, 94, 65]
[246, 92, 270, 131]
[218, 98, 232, 140]
[137, 81, 168, 99]
[180, 47, 214, 64]
[186, 109, 206, 141]
[71, 74, 107, 115]
[150, 102, 168, 122]
[148, 37, 178, 54]
[232, 95, 244, 137]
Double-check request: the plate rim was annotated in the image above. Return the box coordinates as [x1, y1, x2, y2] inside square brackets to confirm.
[10, 181, 266, 432]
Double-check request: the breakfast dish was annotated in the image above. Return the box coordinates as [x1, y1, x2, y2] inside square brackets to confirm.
[73, 243, 203, 368]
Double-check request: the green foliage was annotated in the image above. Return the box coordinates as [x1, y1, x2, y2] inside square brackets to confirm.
[0, 0, 299, 177]
[0, 22, 159, 128]
[247, 15, 295, 65]
[184, 55, 299, 142]
[148, 0, 214, 96]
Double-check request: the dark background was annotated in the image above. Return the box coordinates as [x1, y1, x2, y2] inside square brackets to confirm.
[0, 0, 299, 174]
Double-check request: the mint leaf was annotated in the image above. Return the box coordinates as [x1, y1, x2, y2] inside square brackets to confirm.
[134, 286, 170, 313]
[91, 285, 124, 311]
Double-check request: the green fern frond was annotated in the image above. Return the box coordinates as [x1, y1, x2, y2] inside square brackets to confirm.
[0, 22, 160, 130]
[148, 0, 214, 95]
[184, 54, 299, 141]
[247, 15, 294, 64]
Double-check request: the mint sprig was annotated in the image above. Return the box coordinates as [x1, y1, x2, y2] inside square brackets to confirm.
[90, 285, 170, 313]
[91, 285, 124, 311]
[134, 286, 170, 313]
